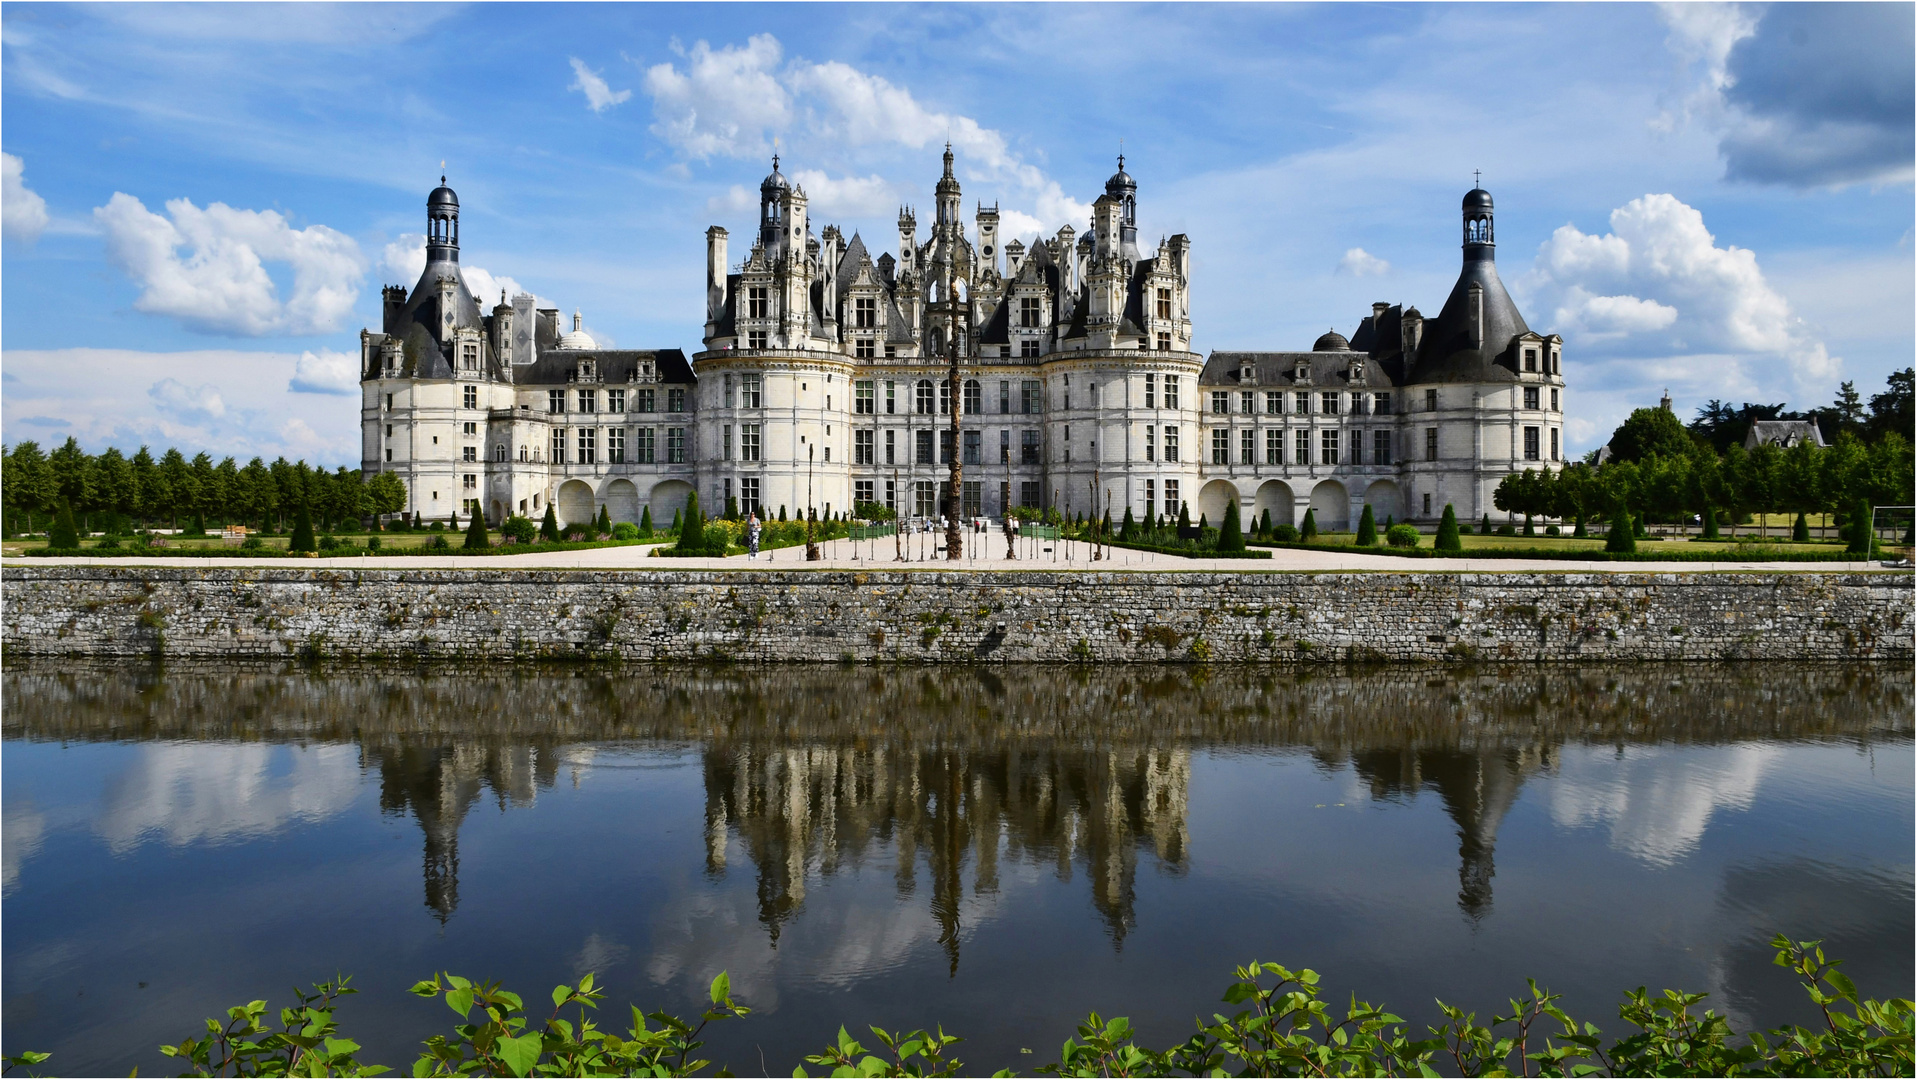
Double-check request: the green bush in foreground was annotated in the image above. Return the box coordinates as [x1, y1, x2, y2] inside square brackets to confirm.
[3, 936, 1903, 1078]
[1436, 504, 1462, 553]
[1385, 523, 1421, 548]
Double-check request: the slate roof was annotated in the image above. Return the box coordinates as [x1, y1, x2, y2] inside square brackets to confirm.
[521, 349, 694, 386]
[1407, 254, 1530, 384]
[1745, 419, 1826, 450]
[1201, 350, 1398, 388]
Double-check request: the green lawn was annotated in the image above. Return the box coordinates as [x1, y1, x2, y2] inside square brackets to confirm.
[1276, 530, 1851, 556]
[0, 530, 676, 557]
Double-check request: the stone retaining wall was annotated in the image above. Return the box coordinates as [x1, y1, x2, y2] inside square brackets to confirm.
[1, 566, 1909, 663]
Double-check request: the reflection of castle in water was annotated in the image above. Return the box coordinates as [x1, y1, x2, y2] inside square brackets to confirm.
[702, 743, 1189, 963]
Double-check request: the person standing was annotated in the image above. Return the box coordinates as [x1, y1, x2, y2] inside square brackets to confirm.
[747, 511, 761, 559]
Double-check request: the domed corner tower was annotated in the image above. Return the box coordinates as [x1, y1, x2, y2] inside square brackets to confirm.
[1399, 184, 1566, 525]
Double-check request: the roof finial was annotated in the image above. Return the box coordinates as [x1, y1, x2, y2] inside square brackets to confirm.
[1118, 137, 1124, 171]
[440, 160, 446, 185]
[1474, 168, 1481, 188]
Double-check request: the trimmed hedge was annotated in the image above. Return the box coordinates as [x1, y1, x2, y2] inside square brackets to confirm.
[1247, 539, 1869, 563]
[1104, 537, 1272, 560]
[22, 537, 665, 559]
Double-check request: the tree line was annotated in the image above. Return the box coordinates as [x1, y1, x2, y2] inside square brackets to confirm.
[2, 437, 405, 535]
[1494, 369, 1914, 537]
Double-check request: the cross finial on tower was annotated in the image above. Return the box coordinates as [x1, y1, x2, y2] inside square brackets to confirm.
[1474, 168, 1481, 188]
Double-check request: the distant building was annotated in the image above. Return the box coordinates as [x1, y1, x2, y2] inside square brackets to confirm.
[361, 156, 1570, 528]
[1745, 419, 1826, 450]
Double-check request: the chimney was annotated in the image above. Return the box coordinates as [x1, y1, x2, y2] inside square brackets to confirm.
[706, 226, 728, 331]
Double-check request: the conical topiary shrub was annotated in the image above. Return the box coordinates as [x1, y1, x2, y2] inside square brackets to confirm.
[1300, 508, 1318, 541]
[1178, 502, 1192, 530]
[49, 503, 79, 550]
[1480, 513, 1492, 536]
[463, 510, 490, 550]
[1435, 504, 1462, 553]
[1701, 507, 1719, 540]
[290, 503, 317, 553]
[679, 491, 706, 553]
[596, 505, 613, 535]
[1605, 503, 1637, 554]
[1260, 508, 1273, 538]
[1847, 498, 1874, 555]
[1120, 506, 1136, 541]
[540, 505, 561, 543]
[1792, 512, 1810, 542]
[640, 506, 653, 537]
[1217, 500, 1244, 552]
[1355, 504, 1377, 546]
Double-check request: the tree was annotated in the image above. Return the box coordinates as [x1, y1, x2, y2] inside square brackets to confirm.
[1217, 500, 1244, 552]
[1355, 504, 1377, 546]
[1866, 367, 1914, 442]
[639, 506, 654, 537]
[367, 472, 407, 522]
[49, 502, 80, 549]
[1177, 502, 1191, 530]
[463, 510, 490, 550]
[1689, 399, 1787, 454]
[678, 491, 706, 552]
[1435, 504, 1461, 552]
[1847, 497, 1875, 554]
[190, 453, 219, 524]
[595, 504, 612, 534]
[1120, 506, 1136, 540]
[289, 502, 317, 553]
[1830, 381, 1866, 435]
[1259, 508, 1272, 537]
[1605, 499, 1637, 554]
[159, 447, 195, 528]
[212, 457, 240, 527]
[1607, 406, 1695, 463]
[540, 504, 561, 542]
[5, 441, 56, 533]
[724, 494, 740, 521]
[49, 437, 93, 524]
[1792, 512, 1810, 542]
[1300, 508, 1318, 540]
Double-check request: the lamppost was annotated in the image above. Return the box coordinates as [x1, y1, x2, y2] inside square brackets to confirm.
[806, 443, 819, 561]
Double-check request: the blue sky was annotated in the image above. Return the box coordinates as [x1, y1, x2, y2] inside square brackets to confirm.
[3, 2, 1911, 467]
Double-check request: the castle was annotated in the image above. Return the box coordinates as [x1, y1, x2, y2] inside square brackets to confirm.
[360, 152, 1566, 530]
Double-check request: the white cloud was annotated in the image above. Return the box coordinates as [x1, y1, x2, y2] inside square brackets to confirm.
[789, 169, 895, 218]
[1549, 744, 1776, 866]
[2, 152, 50, 244]
[97, 743, 361, 855]
[93, 192, 363, 336]
[288, 348, 359, 396]
[568, 56, 632, 113]
[1523, 192, 1837, 387]
[147, 377, 227, 423]
[379, 232, 544, 310]
[643, 34, 791, 162]
[1337, 247, 1389, 277]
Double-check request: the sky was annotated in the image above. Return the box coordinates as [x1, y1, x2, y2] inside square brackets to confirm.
[2, 1, 1911, 468]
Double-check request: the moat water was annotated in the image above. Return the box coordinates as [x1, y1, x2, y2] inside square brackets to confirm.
[2, 662, 1910, 1075]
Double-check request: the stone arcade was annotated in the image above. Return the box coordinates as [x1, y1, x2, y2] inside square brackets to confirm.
[360, 156, 1567, 530]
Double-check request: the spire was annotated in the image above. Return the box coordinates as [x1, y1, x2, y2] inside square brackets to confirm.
[942, 142, 954, 178]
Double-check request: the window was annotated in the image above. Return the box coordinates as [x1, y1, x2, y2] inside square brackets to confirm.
[1551, 388, 1560, 411]
[939, 430, 954, 464]
[1062, 425, 1070, 462]
[740, 478, 761, 515]
[1163, 378, 1180, 410]
[916, 380, 934, 414]
[999, 429, 1010, 463]
[1374, 392, 1392, 415]
[741, 423, 761, 462]
[747, 330, 767, 349]
[385, 394, 392, 410]
[668, 427, 685, 463]
[636, 427, 656, 464]
[577, 427, 597, 465]
[1020, 296, 1040, 327]
[963, 481, 982, 517]
[1021, 380, 1041, 414]
[461, 343, 479, 372]
[856, 338, 875, 359]
[1350, 432, 1363, 464]
[1423, 493, 1432, 516]
[549, 390, 565, 414]
[1294, 429, 1310, 465]
[386, 424, 393, 437]
[1021, 338, 1040, 358]
[1143, 479, 1156, 522]
[1156, 332, 1171, 351]
[886, 429, 897, 465]
[742, 375, 762, 408]
[963, 380, 981, 415]
[1523, 386, 1540, 410]
[939, 381, 951, 415]
[916, 429, 934, 465]
[1320, 429, 1340, 465]
[723, 375, 734, 408]
[1021, 429, 1041, 465]
[916, 481, 937, 518]
[855, 479, 875, 505]
[1524, 426, 1540, 460]
[1144, 373, 1156, 409]
[1266, 429, 1282, 465]
[1524, 348, 1538, 372]
[855, 296, 876, 328]
[748, 287, 768, 318]
[668, 388, 686, 412]
[1241, 391, 1255, 414]
[1020, 481, 1042, 509]
[578, 389, 597, 413]
[1294, 391, 1310, 414]
[1211, 428, 1229, 464]
[856, 380, 874, 414]
[856, 429, 875, 465]
[1241, 428, 1255, 465]
[963, 429, 981, 465]
[1320, 391, 1340, 415]
[552, 427, 566, 461]
[608, 388, 626, 413]
[1163, 426, 1179, 462]
[385, 448, 392, 462]
[887, 480, 898, 512]
[1211, 391, 1229, 415]
[1425, 388, 1438, 412]
[463, 446, 477, 462]
[1165, 480, 1180, 517]
[1373, 430, 1392, 465]
[463, 473, 476, 490]
[1266, 391, 1283, 414]
[463, 421, 477, 435]
[1155, 288, 1171, 320]
[608, 427, 626, 464]
[1551, 429, 1560, 461]
[636, 388, 656, 412]
[463, 385, 478, 409]
[886, 381, 898, 415]
[494, 444, 506, 462]
[1144, 424, 1156, 462]
[1425, 428, 1439, 461]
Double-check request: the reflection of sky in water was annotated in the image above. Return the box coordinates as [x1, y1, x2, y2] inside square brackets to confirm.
[2, 665, 1909, 1077]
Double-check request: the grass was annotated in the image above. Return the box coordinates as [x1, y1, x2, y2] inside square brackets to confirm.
[2, 531, 675, 558]
[1285, 529, 1850, 555]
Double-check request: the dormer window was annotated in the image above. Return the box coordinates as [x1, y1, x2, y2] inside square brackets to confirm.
[1524, 348, 1538, 373]
[577, 359, 596, 382]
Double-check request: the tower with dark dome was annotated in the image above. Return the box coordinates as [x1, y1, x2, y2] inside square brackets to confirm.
[1105, 155, 1138, 256]
[758, 155, 791, 255]
[426, 176, 460, 263]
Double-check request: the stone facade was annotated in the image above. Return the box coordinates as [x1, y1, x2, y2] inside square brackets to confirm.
[4, 567, 1906, 664]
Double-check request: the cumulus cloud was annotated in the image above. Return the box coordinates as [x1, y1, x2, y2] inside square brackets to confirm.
[2, 152, 50, 244]
[94, 193, 363, 335]
[1524, 192, 1837, 387]
[1337, 247, 1389, 277]
[1658, 3, 1914, 188]
[288, 348, 359, 396]
[147, 377, 227, 423]
[379, 232, 544, 310]
[642, 34, 1093, 234]
[568, 57, 632, 113]
[789, 169, 896, 218]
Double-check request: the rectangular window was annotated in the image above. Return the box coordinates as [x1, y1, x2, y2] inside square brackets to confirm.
[883, 381, 896, 415]
[1164, 480, 1180, 516]
[463, 421, 477, 435]
[578, 389, 596, 413]
[549, 390, 565, 414]
[1551, 428, 1560, 461]
[635, 388, 655, 412]
[856, 338, 875, 359]
[1143, 479, 1156, 522]
[1211, 391, 1229, 415]
[723, 375, 734, 409]
[1294, 428, 1310, 465]
[1423, 493, 1432, 516]
[747, 330, 767, 349]
[1266, 390, 1283, 414]
[740, 478, 761, 516]
[463, 446, 477, 462]
[1241, 391, 1255, 414]
[741, 423, 761, 462]
[916, 429, 934, 465]
[999, 380, 1010, 414]
[1425, 388, 1438, 412]
[1000, 429, 1011, 464]
[607, 428, 625, 464]
[855, 380, 874, 414]
[855, 296, 877, 328]
[916, 481, 937, 518]
[1020, 296, 1040, 327]
[885, 429, 897, 465]
[1021, 429, 1041, 465]
[1156, 332, 1171, 351]
[1426, 428, 1439, 461]
[1350, 431, 1363, 464]
[1241, 428, 1256, 465]
[1373, 429, 1392, 465]
[1020, 481, 1042, 509]
[463, 385, 478, 409]
[885, 479, 897, 512]
[1320, 428, 1340, 465]
[963, 481, 982, 517]
[939, 382, 951, 415]
[637, 427, 656, 464]
[1320, 391, 1339, 415]
[1551, 388, 1559, 411]
[748, 287, 768, 319]
[855, 479, 875, 505]
[462, 343, 479, 371]
[1266, 429, 1281, 465]
[1144, 373, 1156, 409]
[916, 381, 934, 415]
[1211, 427, 1229, 465]
[1144, 424, 1156, 462]
[1163, 426, 1179, 462]
[722, 424, 732, 461]
[939, 429, 954, 465]
[1524, 348, 1538, 372]
[607, 388, 625, 413]
[463, 474, 476, 490]
[963, 429, 981, 465]
[1155, 288, 1171, 320]
[856, 429, 875, 465]
[551, 427, 565, 461]
[1021, 380, 1041, 414]
[963, 380, 981, 415]
[577, 427, 596, 465]
[1374, 392, 1392, 415]
[1523, 386, 1540, 410]
[742, 375, 762, 408]
[1163, 378, 1179, 410]
[1524, 426, 1540, 461]
[668, 387, 686, 412]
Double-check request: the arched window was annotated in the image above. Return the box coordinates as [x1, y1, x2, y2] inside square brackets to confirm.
[494, 445, 506, 462]
[915, 380, 934, 414]
[963, 379, 981, 414]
